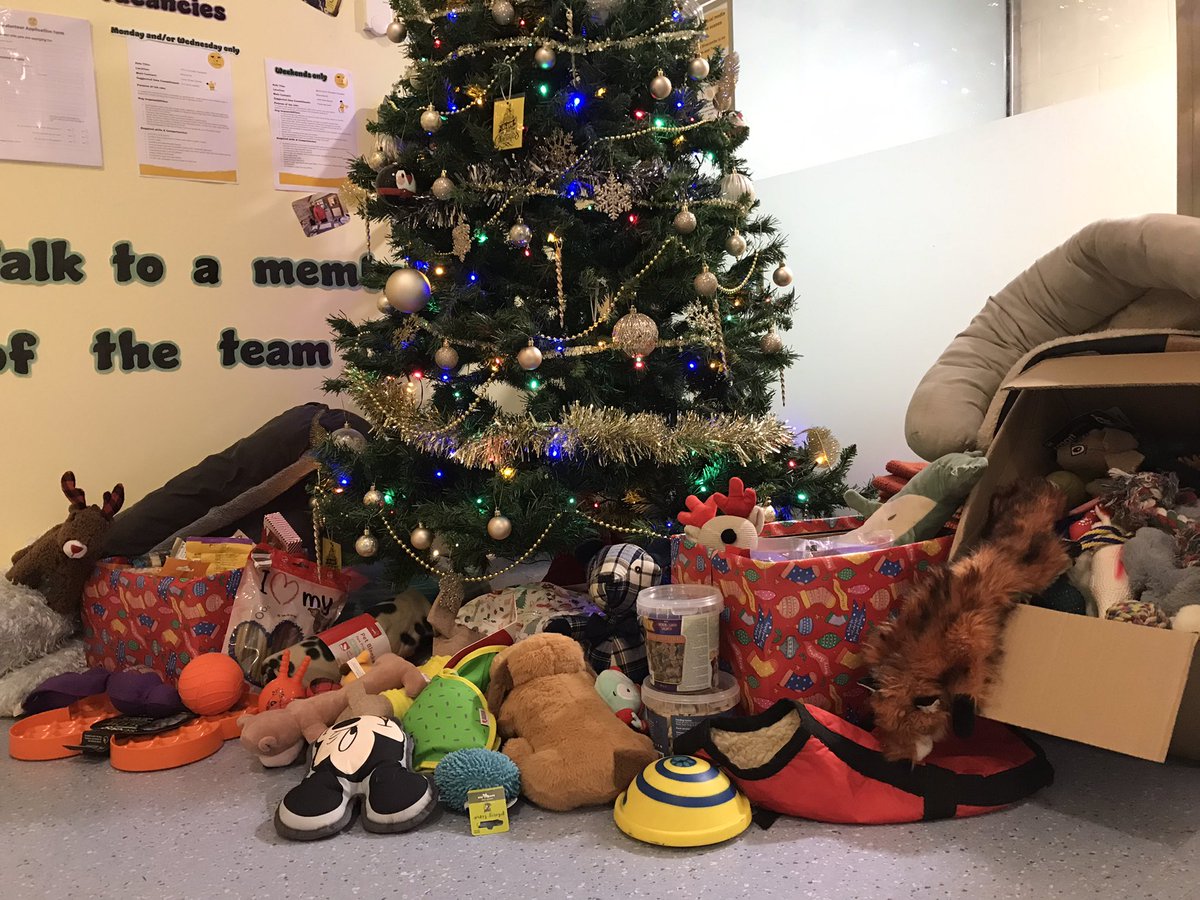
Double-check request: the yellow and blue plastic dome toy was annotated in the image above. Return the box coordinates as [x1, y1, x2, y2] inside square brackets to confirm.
[614, 755, 751, 847]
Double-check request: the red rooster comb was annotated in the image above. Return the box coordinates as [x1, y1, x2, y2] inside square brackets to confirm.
[714, 477, 757, 518]
[677, 493, 719, 528]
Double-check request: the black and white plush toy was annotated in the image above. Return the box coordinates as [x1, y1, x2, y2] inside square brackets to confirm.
[274, 715, 437, 841]
[580, 543, 662, 683]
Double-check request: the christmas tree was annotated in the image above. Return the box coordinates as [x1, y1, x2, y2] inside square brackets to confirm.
[317, 0, 855, 591]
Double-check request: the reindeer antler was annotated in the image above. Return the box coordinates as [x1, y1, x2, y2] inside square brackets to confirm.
[101, 484, 125, 520]
[61, 471, 87, 510]
[677, 493, 720, 528]
[714, 477, 757, 518]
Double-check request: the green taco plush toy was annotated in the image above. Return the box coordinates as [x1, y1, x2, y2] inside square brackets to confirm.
[843, 450, 988, 545]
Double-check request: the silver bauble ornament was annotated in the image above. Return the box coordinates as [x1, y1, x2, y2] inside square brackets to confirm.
[431, 171, 454, 200]
[384, 267, 432, 313]
[673, 204, 697, 234]
[507, 220, 532, 248]
[688, 56, 710, 80]
[761, 330, 784, 354]
[611, 307, 659, 357]
[355, 528, 379, 558]
[367, 149, 388, 171]
[487, 511, 513, 541]
[772, 263, 794, 287]
[694, 267, 719, 297]
[517, 341, 543, 370]
[725, 229, 747, 257]
[363, 485, 384, 506]
[491, 0, 515, 24]
[377, 294, 393, 313]
[534, 45, 556, 69]
[410, 525, 432, 550]
[720, 171, 756, 204]
[650, 70, 673, 100]
[434, 341, 459, 370]
[420, 104, 442, 133]
[331, 425, 368, 453]
[385, 18, 408, 42]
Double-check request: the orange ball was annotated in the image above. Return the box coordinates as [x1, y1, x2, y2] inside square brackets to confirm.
[178, 653, 246, 716]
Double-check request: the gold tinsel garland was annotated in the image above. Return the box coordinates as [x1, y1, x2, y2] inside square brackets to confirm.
[344, 367, 796, 468]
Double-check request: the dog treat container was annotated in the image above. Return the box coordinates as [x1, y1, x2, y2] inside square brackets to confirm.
[637, 584, 722, 693]
[641, 671, 741, 755]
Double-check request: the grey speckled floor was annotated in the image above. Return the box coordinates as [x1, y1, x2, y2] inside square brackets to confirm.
[2, 730, 1199, 900]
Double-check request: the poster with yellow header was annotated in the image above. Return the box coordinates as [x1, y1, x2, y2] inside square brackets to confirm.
[127, 35, 238, 183]
[265, 58, 356, 191]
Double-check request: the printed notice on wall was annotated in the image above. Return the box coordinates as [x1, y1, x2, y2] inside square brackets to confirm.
[127, 36, 238, 183]
[265, 58, 356, 191]
[0, 9, 102, 167]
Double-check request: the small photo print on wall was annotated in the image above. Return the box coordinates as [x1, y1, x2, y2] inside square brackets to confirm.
[291, 193, 351, 237]
[301, 0, 342, 15]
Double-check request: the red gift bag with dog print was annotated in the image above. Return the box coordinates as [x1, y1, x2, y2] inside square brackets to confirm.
[672, 517, 952, 725]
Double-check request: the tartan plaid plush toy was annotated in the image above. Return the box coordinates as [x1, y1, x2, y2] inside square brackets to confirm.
[579, 544, 662, 683]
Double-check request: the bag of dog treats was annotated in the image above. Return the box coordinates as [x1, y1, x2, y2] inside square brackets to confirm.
[223, 547, 350, 684]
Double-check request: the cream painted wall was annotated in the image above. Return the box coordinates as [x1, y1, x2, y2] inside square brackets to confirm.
[0, 1, 405, 553]
[756, 76, 1176, 487]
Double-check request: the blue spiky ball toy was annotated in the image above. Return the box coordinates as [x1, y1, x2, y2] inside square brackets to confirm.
[434, 748, 521, 812]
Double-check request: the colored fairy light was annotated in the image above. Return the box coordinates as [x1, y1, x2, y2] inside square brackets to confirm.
[383, 490, 395, 505]
[338, 475, 351, 486]
[787, 459, 797, 469]
[566, 93, 584, 112]
[440, 373, 451, 382]
[469, 272, 478, 282]
[475, 231, 489, 243]
[653, 117, 666, 128]
[433, 265, 445, 276]
[523, 248, 531, 257]
[434, 469, 444, 478]
[633, 109, 646, 120]
[528, 377, 540, 390]
[627, 213, 639, 225]
[476, 497, 485, 505]
[549, 446, 561, 459]
[555, 343, 565, 354]
[537, 82, 550, 98]
[687, 360, 697, 370]
[596, 87, 607, 97]
[411, 370, 423, 379]
[675, 100, 684, 109]
[796, 492, 809, 502]
[568, 496, 576, 504]
[447, 11, 457, 20]
[634, 356, 645, 370]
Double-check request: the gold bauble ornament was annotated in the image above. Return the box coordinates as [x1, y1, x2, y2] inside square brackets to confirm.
[384, 267, 431, 313]
[420, 104, 442, 133]
[725, 229, 747, 257]
[517, 341, 543, 370]
[385, 18, 408, 42]
[760, 329, 784, 354]
[410, 525, 432, 550]
[355, 528, 379, 558]
[367, 149, 388, 171]
[688, 56, 710, 80]
[363, 485, 384, 506]
[772, 264, 794, 287]
[491, 0, 515, 25]
[431, 171, 454, 200]
[650, 69, 673, 100]
[611, 306, 659, 357]
[377, 295, 393, 314]
[534, 45, 556, 69]
[693, 267, 719, 297]
[487, 511, 513, 540]
[434, 341, 459, 370]
[673, 204, 697, 234]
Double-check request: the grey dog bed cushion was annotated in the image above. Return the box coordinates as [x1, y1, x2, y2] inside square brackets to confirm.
[101, 403, 370, 557]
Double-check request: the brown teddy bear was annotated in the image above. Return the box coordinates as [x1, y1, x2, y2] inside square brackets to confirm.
[486, 633, 658, 811]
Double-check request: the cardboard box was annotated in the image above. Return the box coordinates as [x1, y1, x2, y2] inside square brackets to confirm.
[953, 350, 1200, 762]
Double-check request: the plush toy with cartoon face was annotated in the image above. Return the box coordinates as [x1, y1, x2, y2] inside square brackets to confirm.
[595, 667, 646, 732]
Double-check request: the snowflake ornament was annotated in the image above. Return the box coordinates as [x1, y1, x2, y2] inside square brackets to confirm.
[593, 173, 633, 220]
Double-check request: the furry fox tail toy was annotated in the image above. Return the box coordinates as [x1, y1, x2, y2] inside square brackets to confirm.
[865, 480, 1069, 763]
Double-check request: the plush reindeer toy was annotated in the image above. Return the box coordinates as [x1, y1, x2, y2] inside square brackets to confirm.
[8, 472, 124, 619]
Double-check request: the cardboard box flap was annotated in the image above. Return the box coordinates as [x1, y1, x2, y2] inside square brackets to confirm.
[1004, 351, 1200, 391]
[983, 605, 1200, 762]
